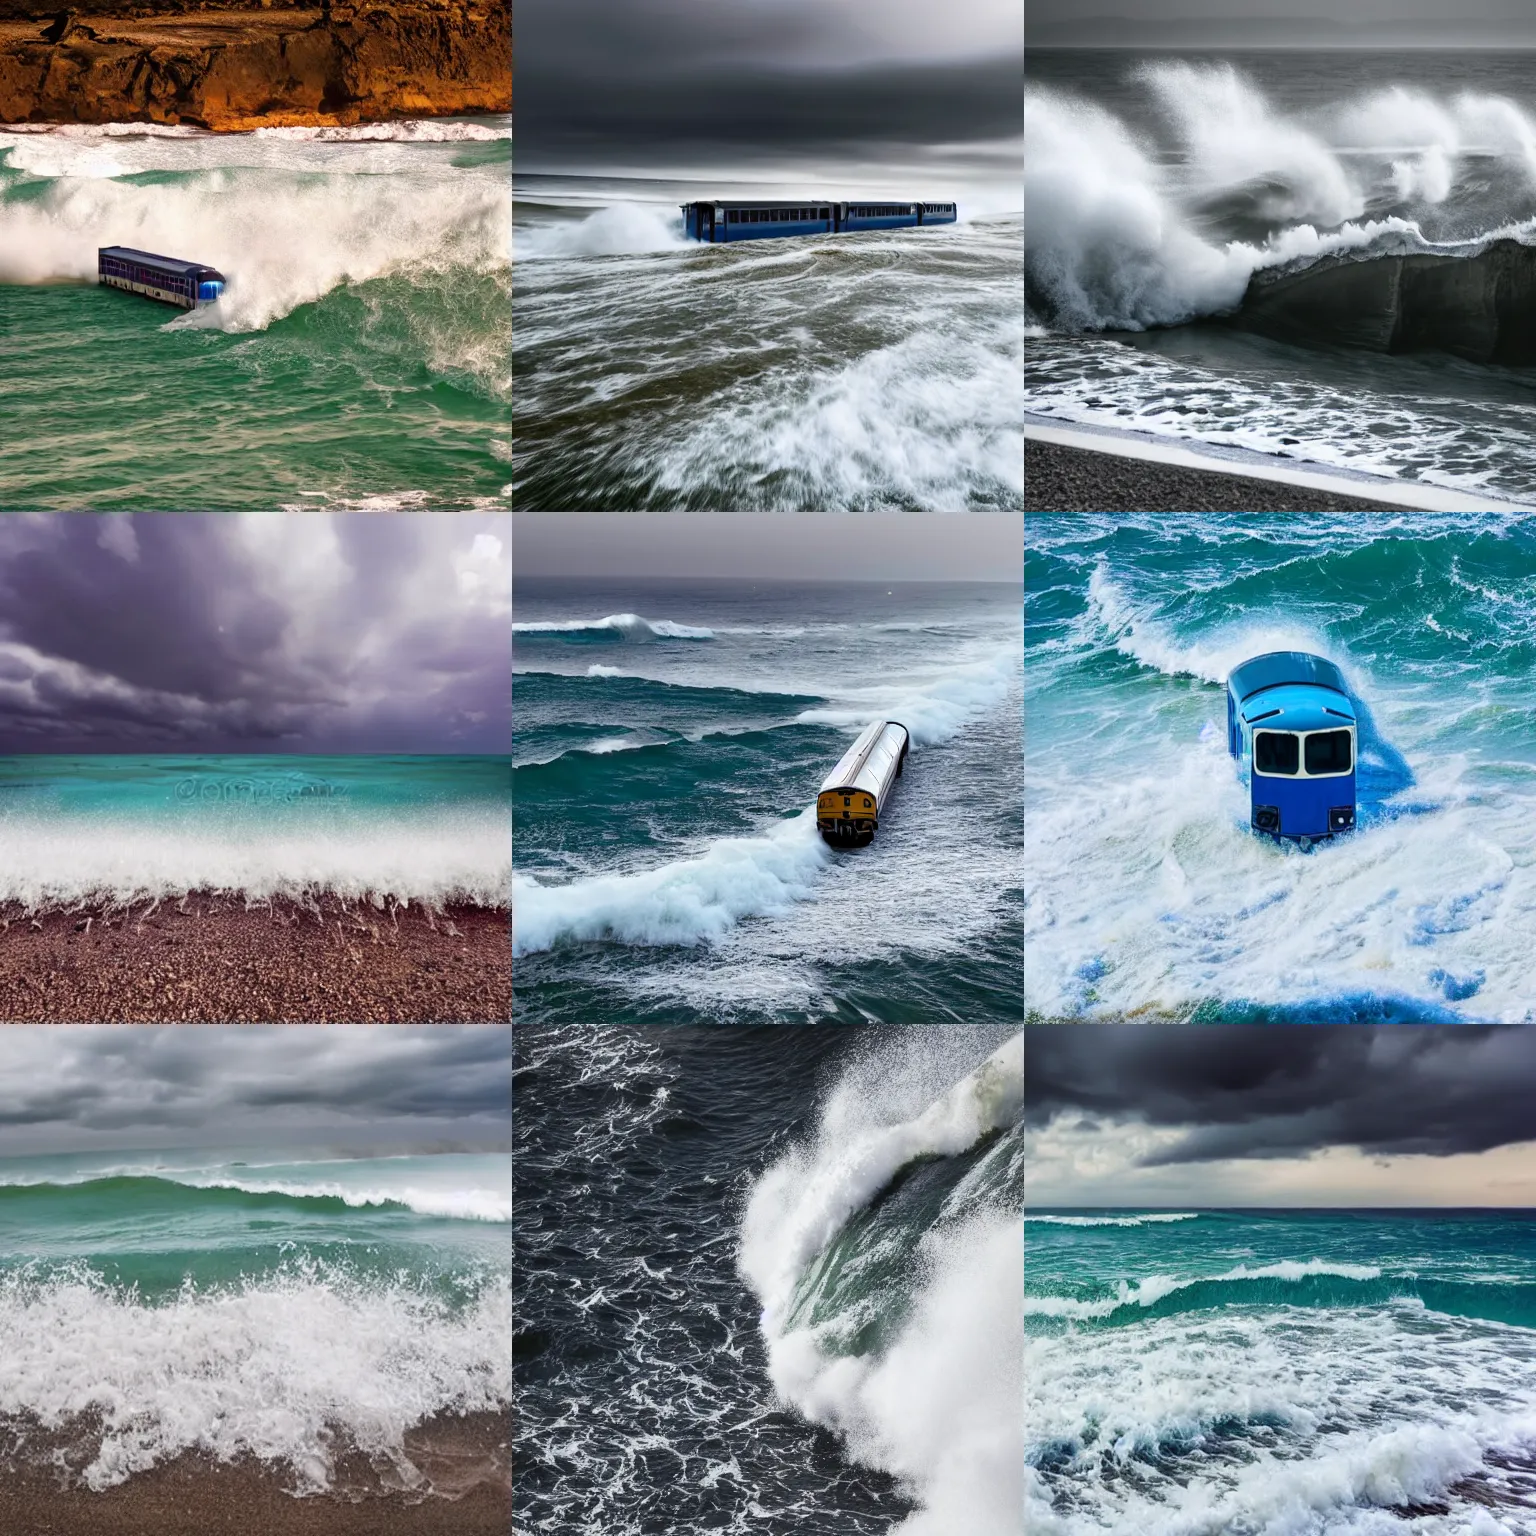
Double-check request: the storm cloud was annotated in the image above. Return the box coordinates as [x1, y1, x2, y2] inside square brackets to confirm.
[0, 1025, 512, 1155]
[0, 513, 510, 753]
[1026, 1025, 1536, 1164]
[515, 0, 1022, 163]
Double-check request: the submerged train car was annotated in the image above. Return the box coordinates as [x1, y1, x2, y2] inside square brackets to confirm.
[681, 200, 957, 243]
[1227, 651, 1357, 841]
[816, 720, 909, 847]
[98, 247, 226, 310]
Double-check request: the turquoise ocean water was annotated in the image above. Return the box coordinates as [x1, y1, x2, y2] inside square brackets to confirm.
[0, 754, 511, 910]
[0, 120, 510, 510]
[1027, 1209, 1536, 1534]
[0, 1147, 511, 1493]
[1025, 513, 1536, 1022]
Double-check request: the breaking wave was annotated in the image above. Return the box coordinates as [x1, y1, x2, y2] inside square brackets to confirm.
[512, 809, 830, 955]
[0, 1260, 510, 1493]
[741, 1033, 1024, 1535]
[1026, 62, 1536, 338]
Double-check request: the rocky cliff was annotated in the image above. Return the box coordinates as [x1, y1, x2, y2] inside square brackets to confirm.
[0, 1, 509, 128]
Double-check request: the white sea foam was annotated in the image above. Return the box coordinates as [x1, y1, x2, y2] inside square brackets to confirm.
[1026, 1298, 1536, 1534]
[0, 813, 510, 912]
[740, 1034, 1023, 1535]
[512, 613, 715, 640]
[515, 202, 689, 260]
[796, 640, 1019, 747]
[0, 1263, 511, 1493]
[513, 809, 830, 954]
[585, 664, 626, 677]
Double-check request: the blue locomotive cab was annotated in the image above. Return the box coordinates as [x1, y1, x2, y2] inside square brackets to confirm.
[1226, 651, 1357, 841]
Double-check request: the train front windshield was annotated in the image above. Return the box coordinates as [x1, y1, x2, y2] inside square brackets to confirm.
[1255, 731, 1299, 775]
[1305, 730, 1353, 774]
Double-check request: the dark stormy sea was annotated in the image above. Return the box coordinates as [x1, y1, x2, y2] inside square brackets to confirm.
[514, 1022, 1023, 1534]
[1026, 52, 1536, 503]
[512, 168, 1024, 510]
[513, 577, 1023, 1029]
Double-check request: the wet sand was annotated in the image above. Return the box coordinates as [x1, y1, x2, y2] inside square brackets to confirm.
[0, 894, 510, 1023]
[0, 1412, 511, 1536]
[1026, 439, 1415, 511]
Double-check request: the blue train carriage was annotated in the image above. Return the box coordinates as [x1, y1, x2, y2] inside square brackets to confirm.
[816, 720, 909, 847]
[98, 247, 226, 310]
[1227, 651, 1357, 842]
[681, 199, 957, 243]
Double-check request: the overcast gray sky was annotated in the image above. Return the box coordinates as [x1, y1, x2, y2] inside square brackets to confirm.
[513, 513, 1022, 582]
[0, 513, 510, 754]
[1028, 1025, 1536, 1207]
[516, 0, 1022, 164]
[1027, 0, 1536, 43]
[0, 1026, 511, 1156]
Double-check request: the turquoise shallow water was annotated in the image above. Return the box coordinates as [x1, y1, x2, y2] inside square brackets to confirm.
[0, 1147, 511, 1492]
[1025, 513, 1536, 1022]
[1027, 1209, 1536, 1534]
[0, 120, 510, 510]
[0, 754, 512, 909]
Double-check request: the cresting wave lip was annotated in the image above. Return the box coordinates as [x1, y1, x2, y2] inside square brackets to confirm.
[512, 613, 716, 640]
[1026, 1259, 1387, 1322]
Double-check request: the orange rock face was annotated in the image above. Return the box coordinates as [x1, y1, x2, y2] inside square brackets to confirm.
[0, 3, 509, 129]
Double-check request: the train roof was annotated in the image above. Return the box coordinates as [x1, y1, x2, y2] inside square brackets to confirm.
[98, 246, 225, 279]
[1239, 683, 1356, 733]
[819, 720, 908, 794]
[1227, 651, 1350, 704]
[680, 197, 947, 208]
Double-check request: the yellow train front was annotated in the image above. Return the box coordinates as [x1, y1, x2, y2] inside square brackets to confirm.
[816, 720, 909, 847]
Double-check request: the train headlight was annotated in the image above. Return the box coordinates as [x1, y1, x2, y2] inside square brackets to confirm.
[1329, 805, 1355, 831]
[1253, 805, 1280, 832]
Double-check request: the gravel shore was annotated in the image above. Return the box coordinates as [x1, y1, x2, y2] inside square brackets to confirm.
[0, 895, 510, 1023]
[0, 1412, 511, 1536]
[1027, 439, 1415, 511]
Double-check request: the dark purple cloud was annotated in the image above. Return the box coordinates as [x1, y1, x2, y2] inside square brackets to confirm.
[0, 513, 509, 753]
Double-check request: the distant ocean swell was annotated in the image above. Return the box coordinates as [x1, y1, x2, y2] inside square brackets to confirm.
[741, 1034, 1024, 1536]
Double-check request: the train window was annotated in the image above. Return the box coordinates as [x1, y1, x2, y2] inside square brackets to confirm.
[1305, 730, 1352, 775]
[1254, 730, 1299, 775]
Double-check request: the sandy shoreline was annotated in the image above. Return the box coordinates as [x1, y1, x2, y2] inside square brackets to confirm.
[0, 893, 510, 1023]
[0, 1411, 511, 1536]
[1026, 438, 1419, 512]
